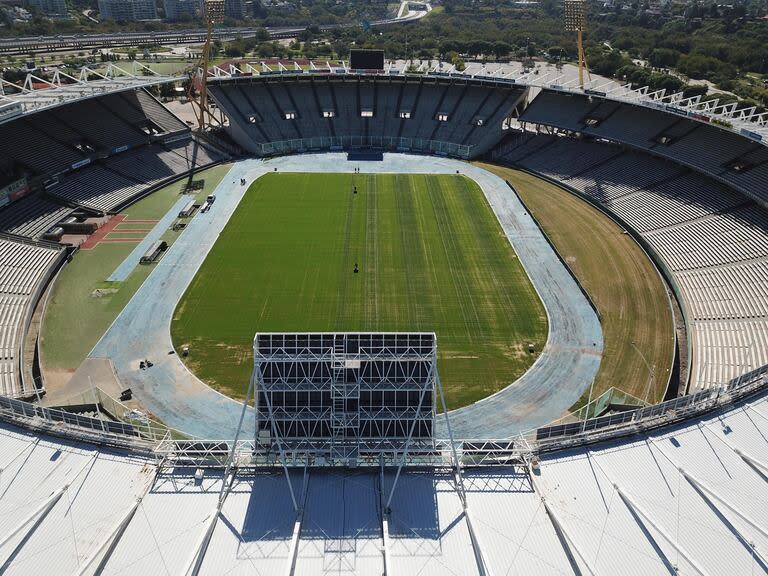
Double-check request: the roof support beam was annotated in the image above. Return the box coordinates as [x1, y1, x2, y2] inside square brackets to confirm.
[379, 459, 392, 576]
[528, 464, 597, 576]
[611, 482, 709, 576]
[464, 503, 494, 576]
[592, 455, 709, 576]
[0, 485, 66, 551]
[733, 449, 768, 479]
[73, 464, 161, 576]
[679, 468, 768, 571]
[73, 499, 141, 576]
[700, 424, 768, 480]
[283, 466, 309, 576]
[182, 507, 220, 576]
[648, 439, 768, 571]
[0, 438, 38, 475]
[683, 468, 768, 539]
[651, 439, 768, 540]
[0, 450, 96, 563]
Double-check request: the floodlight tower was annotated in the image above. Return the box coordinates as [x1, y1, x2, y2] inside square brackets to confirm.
[564, 0, 589, 89]
[190, 0, 225, 132]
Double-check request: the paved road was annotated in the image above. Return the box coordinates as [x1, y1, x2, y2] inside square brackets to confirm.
[90, 154, 602, 440]
[0, 5, 431, 56]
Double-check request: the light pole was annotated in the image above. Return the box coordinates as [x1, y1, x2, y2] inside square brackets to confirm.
[631, 340, 655, 404]
[564, 0, 589, 89]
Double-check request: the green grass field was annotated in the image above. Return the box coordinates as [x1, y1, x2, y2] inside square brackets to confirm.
[171, 172, 548, 408]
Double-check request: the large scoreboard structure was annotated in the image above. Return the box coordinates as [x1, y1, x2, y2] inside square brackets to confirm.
[252, 332, 440, 466]
[349, 49, 385, 71]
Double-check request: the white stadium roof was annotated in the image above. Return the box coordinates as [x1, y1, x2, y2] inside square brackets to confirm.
[0, 62, 177, 125]
[0, 376, 766, 575]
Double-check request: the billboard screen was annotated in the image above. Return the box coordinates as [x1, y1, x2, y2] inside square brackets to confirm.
[350, 49, 385, 70]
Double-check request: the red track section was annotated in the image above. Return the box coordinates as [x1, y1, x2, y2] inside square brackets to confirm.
[80, 215, 125, 250]
[80, 216, 158, 250]
[99, 238, 145, 243]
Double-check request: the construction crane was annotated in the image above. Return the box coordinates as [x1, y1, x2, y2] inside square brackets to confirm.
[189, 0, 225, 132]
[564, 0, 590, 89]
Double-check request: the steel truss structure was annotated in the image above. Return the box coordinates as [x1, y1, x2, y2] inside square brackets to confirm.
[208, 332, 469, 511]
[0, 62, 177, 126]
[152, 363, 768, 471]
[252, 333, 441, 467]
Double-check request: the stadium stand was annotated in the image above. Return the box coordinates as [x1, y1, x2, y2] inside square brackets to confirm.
[43, 140, 223, 213]
[518, 90, 599, 132]
[0, 88, 189, 182]
[518, 89, 768, 205]
[0, 237, 62, 398]
[517, 137, 621, 180]
[208, 74, 525, 158]
[0, 194, 73, 239]
[494, 132, 768, 391]
[46, 165, 146, 213]
[1, 73, 768, 575]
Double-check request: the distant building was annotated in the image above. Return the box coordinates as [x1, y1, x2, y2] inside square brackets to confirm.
[163, 0, 197, 20]
[224, 0, 243, 19]
[25, 0, 67, 17]
[98, 0, 157, 21]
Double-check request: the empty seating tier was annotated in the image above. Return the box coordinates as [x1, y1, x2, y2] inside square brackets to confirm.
[208, 75, 525, 159]
[494, 131, 768, 391]
[0, 88, 191, 180]
[0, 238, 62, 398]
[0, 194, 73, 239]
[517, 89, 768, 204]
[46, 140, 223, 213]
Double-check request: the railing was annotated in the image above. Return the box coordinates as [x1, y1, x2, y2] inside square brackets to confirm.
[532, 364, 768, 450]
[0, 363, 765, 467]
[257, 136, 473, 159]
[51, 386, 187, 442]
[0, 386, 185, 448]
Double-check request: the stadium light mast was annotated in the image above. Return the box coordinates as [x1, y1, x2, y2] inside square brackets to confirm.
[564, 0, 590, 89]
[190, 0, 225, 132]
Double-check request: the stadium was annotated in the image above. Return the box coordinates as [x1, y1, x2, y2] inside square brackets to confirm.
[0, 47, 766, 575]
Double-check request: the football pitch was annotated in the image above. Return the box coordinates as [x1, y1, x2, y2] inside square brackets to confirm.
[171, 172, 548, 409]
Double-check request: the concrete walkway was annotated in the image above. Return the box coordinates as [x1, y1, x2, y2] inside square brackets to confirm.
[89, 154, 602, 439]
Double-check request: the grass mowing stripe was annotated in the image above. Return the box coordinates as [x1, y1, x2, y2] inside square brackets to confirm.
[426, 176, 480, 341]
[363, 174, 379, 328]
[394, 174, 423, 326]
[335, 178, 356, 327]
[453, 175, 528, 333]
